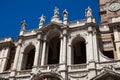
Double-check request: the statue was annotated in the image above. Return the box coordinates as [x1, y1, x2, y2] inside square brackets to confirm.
[40, 14, 45, 22]
[54, 7, 59, 17]
[39, 14, 45, 28]
[86, 6, 92, 17]
[21, 20, 26, 30]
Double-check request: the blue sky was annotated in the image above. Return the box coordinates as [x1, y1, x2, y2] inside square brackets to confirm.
[0, 0, 100, 39]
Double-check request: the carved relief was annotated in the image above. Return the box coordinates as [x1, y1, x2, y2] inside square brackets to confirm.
[69, 72, 88, 79]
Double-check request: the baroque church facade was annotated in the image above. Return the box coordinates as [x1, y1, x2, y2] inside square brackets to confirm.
[0, 0, 120, 80]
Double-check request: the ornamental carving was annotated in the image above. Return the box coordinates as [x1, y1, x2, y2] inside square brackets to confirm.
[69, 72, 88, 78]
[30, 66, 60, 80]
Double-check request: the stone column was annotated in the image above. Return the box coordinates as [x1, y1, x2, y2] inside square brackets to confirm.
[67, 44, 72, 65]
[17, 51, 24, 70]
[33, 34, 41, 67]
[59, 35, 63, 64]
[41, 40, 47, 66]
[45, 43, 49, 65]
[114, 28, 119, 41]
[10, 39, 22, 79]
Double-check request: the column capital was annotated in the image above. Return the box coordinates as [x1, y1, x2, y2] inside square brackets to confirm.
[88, 26, 93, 33]
[60, 34, 63, 39]
[37, 34, 42, 41]
[17, 42, 22, 46]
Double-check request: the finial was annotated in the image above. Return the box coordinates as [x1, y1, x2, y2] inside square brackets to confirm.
[85, 6, 92, 17]
[63, 9, 68, 25]
[63, 9, 68, 17]
[21, 20, 27, 30]
[39, 14, 46, 28]
[51, 7, 62, 23]
[54, 7, 59, 17]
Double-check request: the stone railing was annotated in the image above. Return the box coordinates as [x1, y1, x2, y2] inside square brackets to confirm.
[39, 64, 59, 71]
[96, 60, 120, 69]
[17, 69, 31, 75]
[69, 19, 86, 26]
[23, 29, 38, 36]
[68, 64, 87, 71]
[0, 71, 11, 78]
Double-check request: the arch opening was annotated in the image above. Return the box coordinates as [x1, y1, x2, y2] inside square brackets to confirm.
[22, 44, 35, 70]
[72, 36, 86, 64]
[5, 47, 16, 70]
[38, 76, 61, 80]
[34, 75, 62, 80]
[47, 31, 60, 65]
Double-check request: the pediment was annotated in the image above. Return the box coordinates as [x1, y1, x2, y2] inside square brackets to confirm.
[91, 68, 120, 80]
[41, 22, 63, 33]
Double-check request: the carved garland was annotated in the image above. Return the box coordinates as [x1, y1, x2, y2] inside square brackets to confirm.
[30, 67, 62, 80]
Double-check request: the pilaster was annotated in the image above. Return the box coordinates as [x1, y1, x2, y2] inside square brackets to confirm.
[67, 44, 72, 65]
[33, 34, 42, 67]
[87, 26, 94, 62]
[10, 39, 22, 79]
[113, 27, 120, 59]
[59, 28, 68, 80]
[87, 61, 97, 80]
[93, 30, 99, 62]
[0, 47, 10, 72]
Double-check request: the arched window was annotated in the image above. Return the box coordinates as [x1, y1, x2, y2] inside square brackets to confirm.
[22, 45, 35, 70]
[72, 36, 86, 64]
[47, 31, 60, 65]
[5, 47, 16, 70]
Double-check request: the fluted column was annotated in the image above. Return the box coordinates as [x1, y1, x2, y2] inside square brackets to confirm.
[41, 39, 47, 66]
[33, 34, 42, 67]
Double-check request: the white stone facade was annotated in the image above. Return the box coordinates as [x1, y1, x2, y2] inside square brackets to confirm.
[0, 7, 120, 80]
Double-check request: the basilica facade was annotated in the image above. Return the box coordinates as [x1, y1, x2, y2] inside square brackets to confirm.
[0, 0, 120, 80]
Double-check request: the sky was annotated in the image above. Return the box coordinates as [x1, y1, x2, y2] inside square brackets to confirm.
[0, 0, 100, 39]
